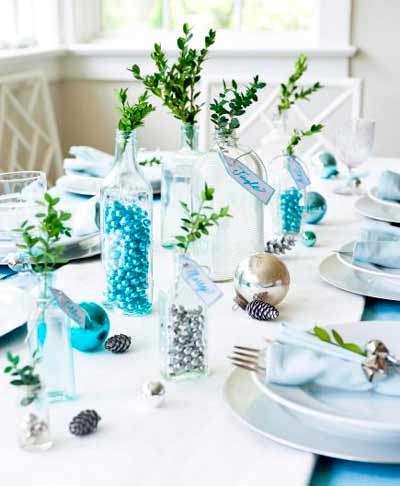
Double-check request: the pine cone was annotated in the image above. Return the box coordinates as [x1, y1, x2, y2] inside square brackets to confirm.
[69, 410, 101, 436]
[104, 334, 132, 353]
[265, 235, 296, 255]
[246, 299, 279, 321]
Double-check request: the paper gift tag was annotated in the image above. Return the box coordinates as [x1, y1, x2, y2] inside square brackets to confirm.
[179, 255, 223, 307]
[286, 156, 311, 190]
[218, 151, 275, 205]
[50, 288, 87, 328]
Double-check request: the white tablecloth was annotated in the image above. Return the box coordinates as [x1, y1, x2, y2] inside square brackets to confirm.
[1, 158, 398, 486]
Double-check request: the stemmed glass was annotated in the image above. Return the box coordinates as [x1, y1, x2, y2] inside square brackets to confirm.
[334, 118, 375, 195]
[0, 171, 47, 287]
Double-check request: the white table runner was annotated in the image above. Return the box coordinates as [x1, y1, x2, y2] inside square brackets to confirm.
[0, 158, 398, 486]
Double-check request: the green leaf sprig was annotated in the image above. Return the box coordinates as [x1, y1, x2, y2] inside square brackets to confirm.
[313, 326, 367, 356]
[210, 76, 266, 137]
[130, 23, 216, 148]
[278, 54, 322, 115]
[175, 183, 231, 253]
[139, 156, 161, 167]
[4, 351, 41, 406]
[286, 123, 323, 156]
[15, 193, 71, 274]
[117, 88, 155, 133]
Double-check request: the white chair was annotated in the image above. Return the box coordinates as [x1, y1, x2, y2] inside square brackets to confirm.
[0, 70, 62, 180]
[199, 76, 362, 158]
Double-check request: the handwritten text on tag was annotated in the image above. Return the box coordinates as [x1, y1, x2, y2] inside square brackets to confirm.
[287, 156, 310, 190]
[179, 256, 223, 307]
[50, 288, 87, 328]
[218, 152, 275, 205]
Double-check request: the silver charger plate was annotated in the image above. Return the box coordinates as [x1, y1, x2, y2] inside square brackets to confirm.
[319, 254, 400, 300]
[337, 241, 400, 280]
[355, 195, 400, 223]
[224, 368, 400, 463]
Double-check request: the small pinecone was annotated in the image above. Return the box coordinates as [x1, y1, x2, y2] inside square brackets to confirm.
[69, 410, 101, 436]
[105, 334, 132, 353]
[265, 235, 296, 255]
[246, 299, 279, 321]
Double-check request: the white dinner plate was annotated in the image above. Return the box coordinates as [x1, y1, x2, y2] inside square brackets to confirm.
[337, 240, 400, 280]
[355, 195, 400, 223]
[253, 321, 400, 443]
[0, 285, 35, 337]
[224, 368, 400, 463]
[319, 253, 400, 300]
[369, 186, 400, 208]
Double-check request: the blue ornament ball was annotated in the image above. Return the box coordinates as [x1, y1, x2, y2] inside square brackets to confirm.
[302, 230, 317, 247]
[304, 191, 327, 225]
[71, 302, 110, 352]
[315, 151, 339, 179]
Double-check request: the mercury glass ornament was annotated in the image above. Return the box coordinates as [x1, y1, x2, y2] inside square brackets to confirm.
[234, 253, 290, 307]
[302, 230, 317, 247]
[266, 154, 308, 239]
[304, 191, 327, 225]
[160, 252, 208, 381]
[258, 111, 289, 165]
[191, 129, 267, 281]
[161, 123, 201, 249]
[70, 302, 110, 352]
[16, 385, 52, 451]
[27, 272, 76, 402]
[141, 381, 166, 408]
[100, 130, 153, 316]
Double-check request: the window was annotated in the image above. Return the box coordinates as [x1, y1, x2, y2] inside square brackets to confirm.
[100, 0, 316, 45]
[0, 0, 36, 49]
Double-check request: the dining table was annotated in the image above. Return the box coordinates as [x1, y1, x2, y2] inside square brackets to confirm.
[1, 156, 400, 486]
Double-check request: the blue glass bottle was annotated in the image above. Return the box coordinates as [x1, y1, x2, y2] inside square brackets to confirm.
[27, 273, 76, 402]
[100, 130, 153, 316]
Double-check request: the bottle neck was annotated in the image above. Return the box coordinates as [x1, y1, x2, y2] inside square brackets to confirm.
[37, 272, 55, 305]
[272, 111, 288, 132]
[114, 130, 139, 172]
[180, 123, 199, 151]
[214, 129, 239, 149]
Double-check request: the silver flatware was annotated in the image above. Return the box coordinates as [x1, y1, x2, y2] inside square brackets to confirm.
[228, 345, 265, 374]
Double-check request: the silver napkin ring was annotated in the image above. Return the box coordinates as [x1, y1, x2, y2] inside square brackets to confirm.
[362, 340, 399, 383]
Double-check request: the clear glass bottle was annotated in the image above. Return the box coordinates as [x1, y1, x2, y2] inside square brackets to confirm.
[27, 273, 76, 402]
[16, 384, 52, 451]
[266, 154, 308, 238]
[159, 251, 208, 381]
[100, 130, 153, 316]
[191, 130, 267, 281]
[160, 123, 200, 249]
[258, 111, 289, 165]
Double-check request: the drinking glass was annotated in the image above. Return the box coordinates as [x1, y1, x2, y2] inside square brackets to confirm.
[334, 118, 375, 195]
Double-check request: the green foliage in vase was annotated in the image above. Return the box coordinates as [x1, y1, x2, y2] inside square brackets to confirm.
[4, 351, 42, 406]
[15, 193, 71, 273]
[117, 88, 155, 134]
[286, 123, 323, 157]
[278, 54, 322, 115]
[130, 23, 216, 145]
[139, 156, 161, 167]
[210, 76, 266, 137]
[313, 326, 366, 356]
[175, 183, 231, 253]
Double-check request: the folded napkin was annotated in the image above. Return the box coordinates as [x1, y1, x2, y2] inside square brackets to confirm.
[64, 146, 113, 178]
[377, 170, 400, 201]
[352, 220, 400, 268]
[264, 324, 400, 396]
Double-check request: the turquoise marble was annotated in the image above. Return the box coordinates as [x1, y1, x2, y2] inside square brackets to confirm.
[302, 230, 317, 247]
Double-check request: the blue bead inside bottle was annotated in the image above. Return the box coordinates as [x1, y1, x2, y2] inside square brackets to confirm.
[280, 187, 303, 235]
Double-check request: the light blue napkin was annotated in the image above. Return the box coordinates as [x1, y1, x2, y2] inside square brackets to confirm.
[64, 146, 113, 178]
[264, 324, 400, 396]
[377, 170, 400, 201]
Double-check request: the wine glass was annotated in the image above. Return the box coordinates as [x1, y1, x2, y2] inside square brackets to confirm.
[334, 118, 375, 195]
[0, 171, 47, 287]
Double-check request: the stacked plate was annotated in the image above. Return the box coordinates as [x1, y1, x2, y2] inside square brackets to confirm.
[319, 186, 400, 301]
[224, 321, 400, 462]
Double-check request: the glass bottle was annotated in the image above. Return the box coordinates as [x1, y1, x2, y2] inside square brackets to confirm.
[160, 123, 200, 249]
[27, 273, 76, 402]
[16, 384, 52, 451]
[191, 130, 267, 282]
[258, 111, 289, 165]
[159, 251, 208, 381]
[266, 153, 308, 238]
[100, 130, 153, 316]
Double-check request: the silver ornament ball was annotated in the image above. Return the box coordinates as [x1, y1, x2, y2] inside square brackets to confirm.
[234, 253, 290, 307]
[142, 381, 166, 408]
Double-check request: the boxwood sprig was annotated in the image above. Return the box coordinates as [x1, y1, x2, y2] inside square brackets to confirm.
[313, 326, 366, 356]
[210, 76, 266, 137]
[286, 123, 323, 156]
[4, 351, 42, 406]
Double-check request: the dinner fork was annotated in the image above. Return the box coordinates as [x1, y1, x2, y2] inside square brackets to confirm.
[228, 345, 265, 374]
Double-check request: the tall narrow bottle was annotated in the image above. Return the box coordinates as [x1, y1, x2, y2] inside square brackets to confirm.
[160, 123, 200, 249]
[191, 130, 267, 281]
[100, 130, 153, 315]
[258, 111, 289, 165]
